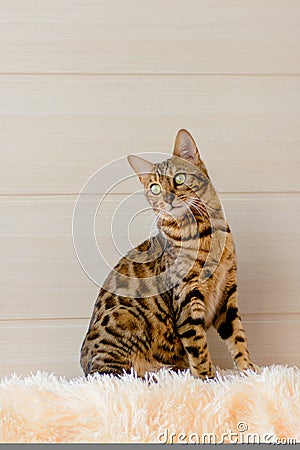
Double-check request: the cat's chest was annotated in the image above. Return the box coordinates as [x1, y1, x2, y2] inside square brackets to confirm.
[201, 261, 230, 326]
[171, 245, 233, 327]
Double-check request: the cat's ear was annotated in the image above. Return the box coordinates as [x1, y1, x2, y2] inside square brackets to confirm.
[173, 129, 201, 165]
[127, 155, 154, 182]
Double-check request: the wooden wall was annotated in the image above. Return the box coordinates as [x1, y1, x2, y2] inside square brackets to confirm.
[1, 0, 299, 378]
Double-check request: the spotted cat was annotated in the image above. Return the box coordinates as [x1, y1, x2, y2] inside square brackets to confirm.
[80, 129, 257, 379]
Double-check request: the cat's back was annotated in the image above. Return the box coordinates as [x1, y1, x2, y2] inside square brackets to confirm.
[80, 232, 188, 376]
[103, 231, 167, 286]
[84, 232, 168, 327]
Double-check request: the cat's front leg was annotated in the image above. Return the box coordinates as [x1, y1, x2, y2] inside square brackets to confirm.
[213, 283, 258, 372]
[176, 288, 215, 379]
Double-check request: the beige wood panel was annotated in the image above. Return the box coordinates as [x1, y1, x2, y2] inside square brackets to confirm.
[1, 76, 300, 194]
[0, 319, 84, 379]
[0, 317, 298, 378]
[1, 0, 300, 74]
[0, 196, 99, 320]
[0, 193, 299, 319]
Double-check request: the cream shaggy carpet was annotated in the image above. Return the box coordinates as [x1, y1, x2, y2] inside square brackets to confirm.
[0, 365, 299, 443]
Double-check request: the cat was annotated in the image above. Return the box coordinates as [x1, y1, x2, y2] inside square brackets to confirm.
[80, 129, 257, 379]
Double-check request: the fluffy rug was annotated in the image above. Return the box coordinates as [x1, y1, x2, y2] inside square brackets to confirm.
[0, 365, 299, 443]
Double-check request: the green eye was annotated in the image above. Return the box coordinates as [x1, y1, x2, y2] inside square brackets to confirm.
[174, 173, 186, 185]
[150, 183, 161, 195]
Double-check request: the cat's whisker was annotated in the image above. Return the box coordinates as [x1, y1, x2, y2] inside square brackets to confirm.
[185, 199, 210, 218]
[186, 196, 219, 212]
[186, 197, 215, 215]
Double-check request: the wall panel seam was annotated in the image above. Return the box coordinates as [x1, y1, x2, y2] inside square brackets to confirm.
[1, 192, 300, 197]
[1, 73, 300, 77]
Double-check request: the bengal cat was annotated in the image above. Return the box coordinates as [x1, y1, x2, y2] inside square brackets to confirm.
[80, 129, 257, 379]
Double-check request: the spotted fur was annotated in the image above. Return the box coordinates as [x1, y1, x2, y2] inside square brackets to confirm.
[80, 129, 257, 379]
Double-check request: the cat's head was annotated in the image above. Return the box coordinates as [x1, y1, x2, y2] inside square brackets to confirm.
[127, 129, 211, 222]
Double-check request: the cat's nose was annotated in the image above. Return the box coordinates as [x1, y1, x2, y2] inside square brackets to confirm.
[164, 192, 175, 204]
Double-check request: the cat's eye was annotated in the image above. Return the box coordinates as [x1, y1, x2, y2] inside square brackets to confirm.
[150, 183, 161, 195]
[174, 173, 186, 186]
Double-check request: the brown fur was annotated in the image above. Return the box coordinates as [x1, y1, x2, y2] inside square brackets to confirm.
[80, 129, 257, 379]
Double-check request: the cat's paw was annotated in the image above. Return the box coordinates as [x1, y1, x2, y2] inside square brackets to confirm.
[236, 360, 261, 374]
[191, 367, 216, 380]
[247, 362, 261, 374]
[204, 372, 217, 381]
